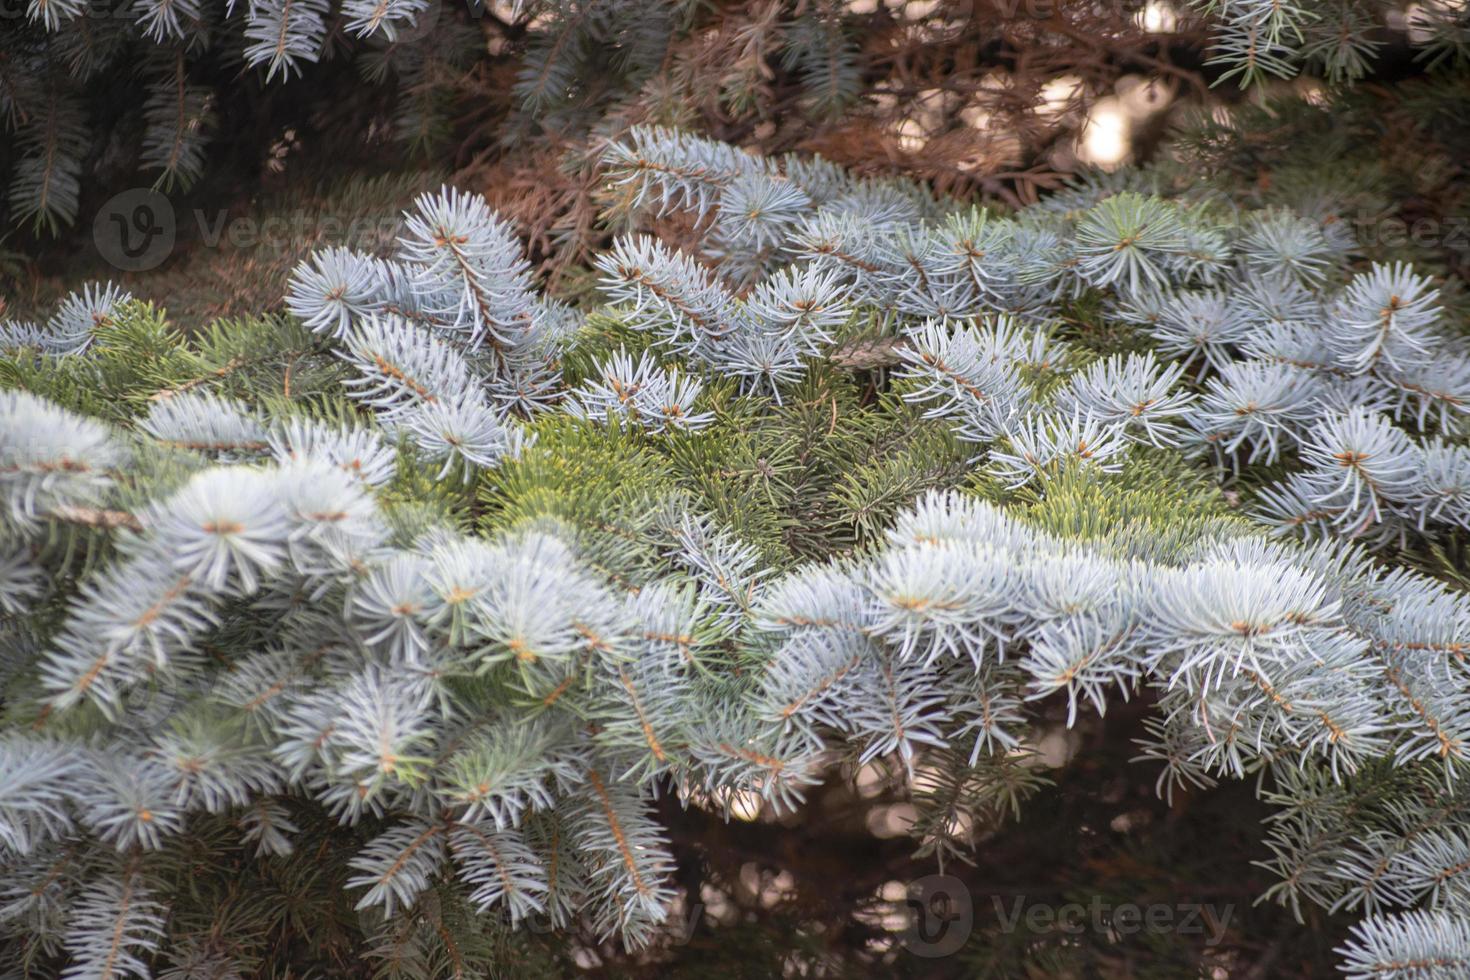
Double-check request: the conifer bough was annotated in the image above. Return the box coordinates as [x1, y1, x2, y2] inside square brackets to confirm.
[2, 128, 1470, 976]
[6, 0, 1468, 235]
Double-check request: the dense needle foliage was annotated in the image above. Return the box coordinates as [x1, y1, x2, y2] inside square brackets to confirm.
[2, 3, 1469, 978]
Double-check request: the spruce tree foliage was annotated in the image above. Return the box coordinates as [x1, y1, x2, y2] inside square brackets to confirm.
[5, 0, 1467, 242]
[0, 0, 866, 237]
[2, 121, 1470, 977]
[1190, 0, 1470, 86]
